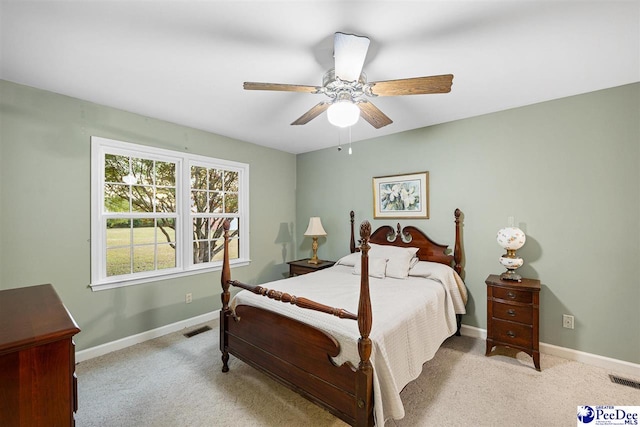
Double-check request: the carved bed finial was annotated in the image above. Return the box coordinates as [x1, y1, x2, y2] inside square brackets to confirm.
[360, 220, 371, 252]
[350, 211, 356, 253]
[360, 220, 371, 237]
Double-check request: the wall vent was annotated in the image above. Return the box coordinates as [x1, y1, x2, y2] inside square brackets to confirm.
[609, 374, 640, 389]
[183, 325, 212, 338]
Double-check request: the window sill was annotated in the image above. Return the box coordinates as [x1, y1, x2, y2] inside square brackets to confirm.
[89, 259, 250, 291]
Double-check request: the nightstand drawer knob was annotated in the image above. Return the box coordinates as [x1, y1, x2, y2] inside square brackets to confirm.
[507, 330, 516, 338]
[507, 291, 517, 299]
[507, 309, 516, 316]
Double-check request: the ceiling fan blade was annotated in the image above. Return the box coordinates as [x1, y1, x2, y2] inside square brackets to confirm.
[368, 74, 454, 96]
[243, 82, 320, 93]
[334, 32, 370, 82]
[358, 101, 393, 129]
[291, 102, 330, 125]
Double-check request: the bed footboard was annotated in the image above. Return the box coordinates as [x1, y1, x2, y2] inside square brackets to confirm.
[222, 305, 361, 423]
[219, 218, 374, 427]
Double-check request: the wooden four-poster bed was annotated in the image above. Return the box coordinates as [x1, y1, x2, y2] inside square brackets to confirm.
[219, 209, 465, 426]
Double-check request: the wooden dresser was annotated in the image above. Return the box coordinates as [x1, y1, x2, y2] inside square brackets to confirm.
[485, 274, 541, 371]
[0, 284, 81, 426]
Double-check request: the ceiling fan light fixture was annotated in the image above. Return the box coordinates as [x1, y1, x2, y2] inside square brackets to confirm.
[327, 101, 360, 128]
[327, 92, 360, 128]
[244, 32, 452, 130]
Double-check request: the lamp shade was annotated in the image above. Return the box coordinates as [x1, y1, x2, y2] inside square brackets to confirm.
[327, 100, 360, 128]
[496, 227, 526, 250]
[304, 217, 327, 237]
[497, 226, 526, 282]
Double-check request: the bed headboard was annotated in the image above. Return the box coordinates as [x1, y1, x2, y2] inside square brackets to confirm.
[349, 209, 463, 276]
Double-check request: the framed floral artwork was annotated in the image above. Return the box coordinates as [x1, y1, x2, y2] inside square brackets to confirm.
[373, 171, 429, 219]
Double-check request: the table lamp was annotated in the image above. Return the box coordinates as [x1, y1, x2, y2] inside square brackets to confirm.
[497, 226, 526, 282]
[304, 217, 327, 264]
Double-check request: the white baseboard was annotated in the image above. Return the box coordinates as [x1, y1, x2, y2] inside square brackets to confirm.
[77, 316, 639, 379]
[76, 311, 220, 363]
[460, 324, 640, 378]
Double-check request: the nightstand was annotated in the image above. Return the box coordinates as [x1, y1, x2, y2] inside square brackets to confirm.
[485, 274, 541, 371]
[287, 259, 335, 277]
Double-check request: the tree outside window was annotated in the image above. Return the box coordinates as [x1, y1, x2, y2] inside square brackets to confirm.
[91, 136, 249, 290]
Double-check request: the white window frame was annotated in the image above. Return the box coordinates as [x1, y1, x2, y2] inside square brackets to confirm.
[90, 136, 250, 291]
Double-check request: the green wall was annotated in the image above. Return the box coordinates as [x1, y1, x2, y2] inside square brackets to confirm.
[296, 83, 640, 364]
[2, 79, 638, 364]
[0, 80, 297, 351]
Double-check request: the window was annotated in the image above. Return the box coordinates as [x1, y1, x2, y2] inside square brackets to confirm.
[91, 136, 249, 290]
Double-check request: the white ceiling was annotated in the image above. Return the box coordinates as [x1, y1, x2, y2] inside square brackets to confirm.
[1, 1, 638, 154]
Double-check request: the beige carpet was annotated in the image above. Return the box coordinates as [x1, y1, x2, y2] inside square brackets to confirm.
[75, 321, 638, 426]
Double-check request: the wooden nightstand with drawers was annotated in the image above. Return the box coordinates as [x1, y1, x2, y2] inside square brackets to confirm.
[485, 274, 541, 371]
[287, 259, 335, 277]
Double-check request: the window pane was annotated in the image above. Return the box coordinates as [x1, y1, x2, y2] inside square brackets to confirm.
[105, 184, 130, 212]
[193, 218, 208, 241]
[209, 218, 225, 239]
[156, 161, 175, 186]
[193, 240, 209, 264]
[209, 169, 223, 191]
[228, 217, 239, 232]
[225, 193, 238, 213]
[156, 188, 175, 213]
[105, 154, 128, 183]
[157, 244, 176, 270]
[131, 186, 155, 213]
[133, 245, 155, 272]
[211, 238, 239, 262]
[106, 220, 131, 247]
[133, 220, 155, 245]
[225, 171, 239, 192]
[132, 157, 154, 186]
[191, 191, 207, 213]
[157, 218, 176, 243]
[210, 192, 223, 213]
[107, 247, 131, 276]
[191, 166, 207, 190]
[210, 238, 223, 261]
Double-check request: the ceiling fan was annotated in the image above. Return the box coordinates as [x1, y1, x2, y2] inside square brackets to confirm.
[243, 32, 453, 129]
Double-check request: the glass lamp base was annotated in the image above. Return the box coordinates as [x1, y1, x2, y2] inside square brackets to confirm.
[500, 270, 522, 282]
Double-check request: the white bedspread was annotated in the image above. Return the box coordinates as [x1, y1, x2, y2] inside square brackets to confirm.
[230, 263, 467, 425]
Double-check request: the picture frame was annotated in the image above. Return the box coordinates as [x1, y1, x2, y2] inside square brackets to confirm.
[373, 171, 429, 219]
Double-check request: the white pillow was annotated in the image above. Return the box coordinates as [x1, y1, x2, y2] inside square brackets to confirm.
[353, 256, 387, 279]
[409, 256, 420, 269]
[368, 242, 419, 259]
[386, 253, 414, 279]
[336, 252, 360, 267]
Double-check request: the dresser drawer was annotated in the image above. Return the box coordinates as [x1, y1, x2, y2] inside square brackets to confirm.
[492, 318, 532, 349]
[492, 286, 532, 303]
[492, 301, 533, 324]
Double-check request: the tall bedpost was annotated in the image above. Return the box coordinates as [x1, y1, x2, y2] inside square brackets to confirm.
[453, 208, 462, 277]
[355, 220, 374, 426]
[349, 210, 356, 253]
[453, 209, 463, 336]
[220, 219, 231, 372]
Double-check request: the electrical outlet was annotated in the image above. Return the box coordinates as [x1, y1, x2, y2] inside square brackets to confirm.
[563, 314, 574, 329]
[185, 293, 192, 304]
